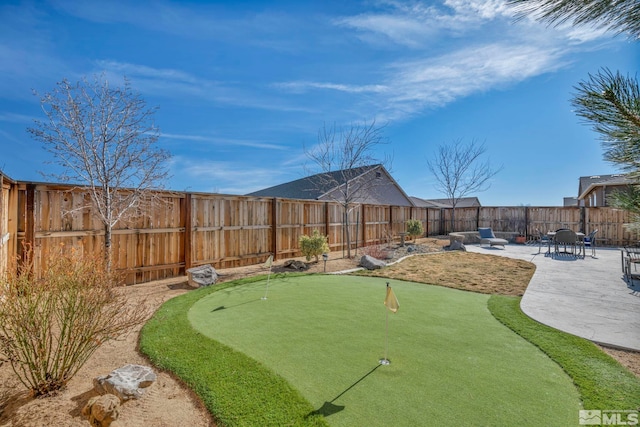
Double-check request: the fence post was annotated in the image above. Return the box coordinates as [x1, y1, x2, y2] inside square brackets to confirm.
[580, 206, 586, 233]
[425, 207, 429, 237]
[272, 198, 278, 261]
[23, 183, 36, 263]
[361, 204, 366, 248]
[325, 201, 330, 245]
[182, 193, 192, 271]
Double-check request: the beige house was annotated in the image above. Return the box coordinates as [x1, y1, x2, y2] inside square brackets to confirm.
[577, 174, 633, 207]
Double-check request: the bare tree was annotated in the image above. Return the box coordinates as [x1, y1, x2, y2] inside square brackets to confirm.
[304, 120, 390, 257]
[427, 139, 502, 231]
[28, 75, 170, 270]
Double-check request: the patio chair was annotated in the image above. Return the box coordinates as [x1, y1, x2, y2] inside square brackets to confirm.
[623, 246, 640, 279]
[553, 229, 578, 258]
[478, 227, 509, 248]
[535, 228, 552, 254]
[581, 229, 598, 257]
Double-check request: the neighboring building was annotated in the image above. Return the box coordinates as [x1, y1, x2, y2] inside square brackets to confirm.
[247, 164, 414, 206]
[563, 197, 579, 207]
[410, 196, 481, 209]
[577, 174, 633, 207]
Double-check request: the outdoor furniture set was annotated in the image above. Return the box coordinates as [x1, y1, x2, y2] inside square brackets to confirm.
[477, 227, 598, 259]
[539, 229, 598, 259]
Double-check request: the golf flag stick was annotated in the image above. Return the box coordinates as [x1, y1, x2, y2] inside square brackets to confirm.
[380, 282, 399, 365]
[261, 254, 273, 300]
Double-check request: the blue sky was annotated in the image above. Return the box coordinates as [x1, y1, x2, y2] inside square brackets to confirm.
[0, 0, 637, 206]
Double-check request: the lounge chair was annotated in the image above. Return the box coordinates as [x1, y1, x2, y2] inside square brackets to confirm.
[478, 228, 508, 248]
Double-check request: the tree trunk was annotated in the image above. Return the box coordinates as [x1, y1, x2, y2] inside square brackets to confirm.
[450, 207, 456, 233]
[344, 208, 351, 258]
[104, 223, 112, 272]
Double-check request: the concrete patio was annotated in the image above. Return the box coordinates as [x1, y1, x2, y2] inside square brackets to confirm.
[465, 243, 640, 351]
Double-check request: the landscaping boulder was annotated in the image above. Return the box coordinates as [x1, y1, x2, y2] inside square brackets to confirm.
[446, 240, 466, 251]
[186, 264, 218, 288]
[449, 233, 465, 246]
[283, 260, 309, 270]
[93, 364, 157, 402]
[82, 393, 120, 427]
[359, 255, 386, 270]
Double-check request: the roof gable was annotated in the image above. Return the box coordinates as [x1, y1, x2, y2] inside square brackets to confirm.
[247, 165, 413, 206]
[578, 174, 632, 199]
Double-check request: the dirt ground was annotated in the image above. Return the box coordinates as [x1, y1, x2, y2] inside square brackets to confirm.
[0, 238, 638, 426]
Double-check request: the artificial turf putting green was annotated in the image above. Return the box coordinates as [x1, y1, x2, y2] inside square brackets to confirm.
[189, 275, 580, 426]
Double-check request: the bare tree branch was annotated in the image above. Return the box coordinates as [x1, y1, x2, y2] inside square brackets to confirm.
[427, 139, 502, 230]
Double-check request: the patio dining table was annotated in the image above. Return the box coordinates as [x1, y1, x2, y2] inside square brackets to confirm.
[546, 231, 586, 258]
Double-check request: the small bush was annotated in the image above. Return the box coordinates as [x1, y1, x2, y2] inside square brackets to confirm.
[0, 246, 148, 396]
[299, 230, 330, 262]
[406, 219, 424, 242]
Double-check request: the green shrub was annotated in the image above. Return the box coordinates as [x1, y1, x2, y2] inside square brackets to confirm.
[299, 229, 330, 262]
[406, 219, 424, 242]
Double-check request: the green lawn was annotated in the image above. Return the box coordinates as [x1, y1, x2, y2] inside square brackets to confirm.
[187, 275, 580, 426]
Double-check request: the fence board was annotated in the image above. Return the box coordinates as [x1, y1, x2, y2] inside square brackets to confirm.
[0, 176, 10, 278]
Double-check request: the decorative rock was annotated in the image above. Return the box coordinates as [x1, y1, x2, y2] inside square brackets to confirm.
[359, 255, 386, 270]
[446, 240, 467, 251]
[82, 393, 120, 427]
[93, 364, 157, 402]
[186, 264, 218, 288]
[283, 260, 309, 270]
[449, 233, 465, 246]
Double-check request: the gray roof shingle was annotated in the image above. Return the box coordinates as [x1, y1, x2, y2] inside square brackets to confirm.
[247, 165, 380, 199]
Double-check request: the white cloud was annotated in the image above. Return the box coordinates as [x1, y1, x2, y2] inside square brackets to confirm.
[334, 2, 440, 47]
[160, 133, 288, 150]
[334, 0, 513, 47]
[391, 43, 566, 95]
[335, 0, 611, 49]
[275, 81, 389, 94]
[96, 61, 201, 85]
[276, 42, 569, 122]
[443, 0, 513, 20]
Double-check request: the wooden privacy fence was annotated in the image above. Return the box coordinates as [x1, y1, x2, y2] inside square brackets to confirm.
[1, 180, 638, 284]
